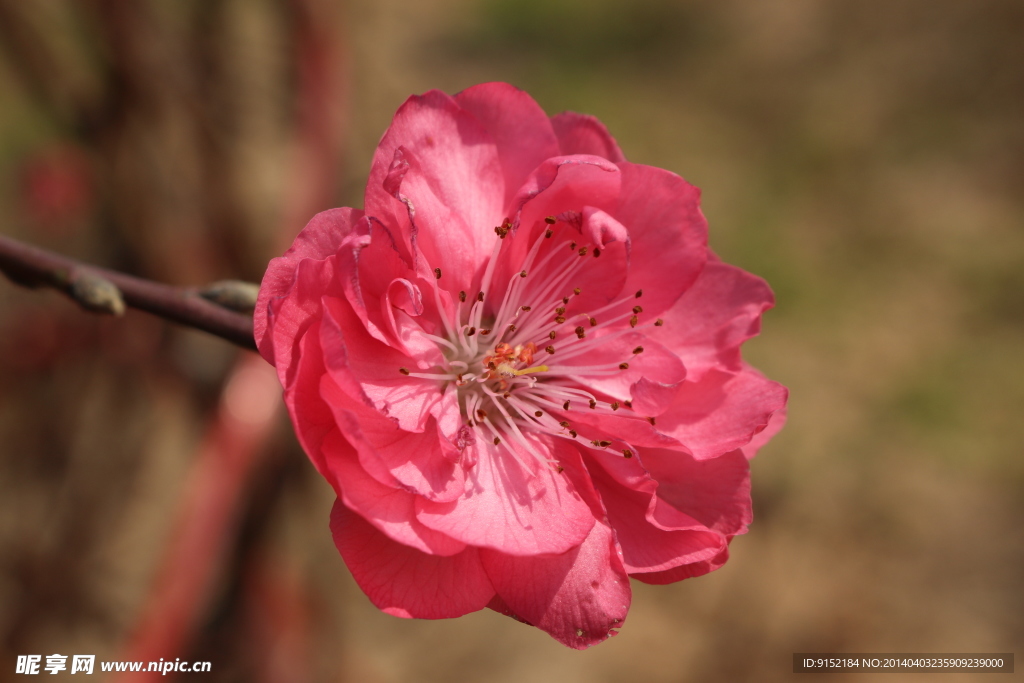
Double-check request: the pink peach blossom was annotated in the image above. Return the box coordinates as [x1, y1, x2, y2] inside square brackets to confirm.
[255, 83, 787, 648]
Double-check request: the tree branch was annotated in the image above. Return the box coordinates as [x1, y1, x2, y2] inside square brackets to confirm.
[0, 233, 258, 351]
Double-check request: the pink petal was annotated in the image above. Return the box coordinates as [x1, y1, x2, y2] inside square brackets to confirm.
[655, 366, 788, 461]
[497, 156, 624, 314]
[255, 207, 363, 359]
[641, 447, 752, 537]
[279, 319, 339, 482]
[266, 254, 344, 388]
[589, 460, 724, 573]
[320, 375, 465, 503]
[480, 519, 630, 649]
[330, 500, 494, 618]
[742, 404, 787, 460]
[650, 260, 775, 378]
[550, 112, 626, 163]
[415, 435, 596, 556]
[631, 546, 730, 585]
[320, 296, 442, 433]
[321, 429, 466, 554]
[365, 90, 505, 294]
[614, 162, 707, 318]
[455, 82, 561, 208]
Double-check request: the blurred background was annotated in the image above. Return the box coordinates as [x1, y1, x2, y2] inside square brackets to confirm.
[0, 0, 1021, 681]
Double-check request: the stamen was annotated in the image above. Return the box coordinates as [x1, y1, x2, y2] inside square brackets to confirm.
[434, 267, 442, 279]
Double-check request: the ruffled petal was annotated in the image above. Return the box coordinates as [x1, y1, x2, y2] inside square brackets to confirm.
[650, 260, 775, 378]
[320, 296, 443, 433]
[481, 519, 630, 649]
[631, 546, 730, 585]
[550, 112, 626, 162]
[455, 82, 561, 208]
[641, 447, 752, 537]
[415, 435, 596, 556]
[742, 404, 787, 460]
[366, 90, 505, 294]
[330, 500, 494, 618]
[321, 375, 465, 503]
[255, 207, 363, 359]
[321, 429, 466, 554]
[589, 457, 724, 574]
[654, 366, 788, 461]
[614, 163, 707, 318]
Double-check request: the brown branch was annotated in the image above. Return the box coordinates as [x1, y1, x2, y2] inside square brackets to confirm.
[0, 233, 257, 351]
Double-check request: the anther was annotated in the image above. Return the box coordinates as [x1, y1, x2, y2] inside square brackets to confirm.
[459, 290, 467, 302]
[466, 327, 476, 336]
[570, 242, 577, 250]
[573, 288, 581, 295]
[476, 408, 488, 420]
[477, 291, 484, 302]
[578, 246, 588, 256]
[647, 416, 656, 425]
[545, 216, 557, 224]
[610, 402, 620, 411]
[534, 410, 543, 417]
[399, 367, 410, 375]
[556, 466, 565, 473]
[569, 430, 577, 437]
[575, 326, 586, 339]
[559, 421, 570, 429]
[599, 440, 611, 447]
[589, 399, 597, 409]
[555, 316, 566, 324]
[563, 400, 571, 410]
[562, 296, 569, 304]
[545, 229, 553, 238]
[588, 316, 597, 327]
[434, 267, 442, 279]
[555, 306, 566, 315]
[520, 270, 527, 278]
[623, 449, 633, 458]
[633, 346, 644, 354]
[480, 329, 492, 335]
[629, 315, 638, 328]
[508, 324, 517, 332]
[624, 400, 632, 408]
[521, 305, 532, 311]
[545, 345, 555, 354]
[635, 289, 643, 298]
[593, 248, 601, 257]
[503, 391, 511, 399]
[493, 437, 501, 445]
[654, 318, 664, 326]
[633, 305, 643, 314]
[548, 331, 556, 339]
[619, 362, 629, 370]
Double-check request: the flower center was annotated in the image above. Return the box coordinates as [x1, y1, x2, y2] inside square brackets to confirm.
[398, 216, 662, 468]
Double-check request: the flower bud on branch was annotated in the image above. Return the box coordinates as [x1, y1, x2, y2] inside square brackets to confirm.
[0, 233, 257, 350]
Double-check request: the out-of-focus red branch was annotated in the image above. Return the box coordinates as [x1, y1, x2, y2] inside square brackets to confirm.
[0, 233, 257, 350]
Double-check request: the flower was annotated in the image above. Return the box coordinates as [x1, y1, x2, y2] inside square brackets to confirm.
[255, 82, 787, 648]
